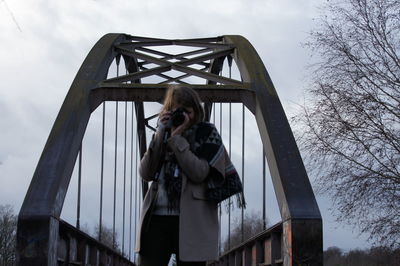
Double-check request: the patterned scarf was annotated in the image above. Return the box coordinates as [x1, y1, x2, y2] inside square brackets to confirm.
[164, 122, 245, 212]
[163, 151, 181, 212]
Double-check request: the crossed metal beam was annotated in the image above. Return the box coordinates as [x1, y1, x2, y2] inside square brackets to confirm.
[104, 44, 240, 85]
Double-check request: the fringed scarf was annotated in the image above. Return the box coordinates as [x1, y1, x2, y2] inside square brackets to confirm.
[164, 122, 245, 212]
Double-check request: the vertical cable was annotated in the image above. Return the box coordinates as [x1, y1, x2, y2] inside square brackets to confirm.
[263, 149, 266, 230]
[241, 104, 245, 242]
[122, 66, 129, 256]
[218, 102, 223, 255]
[228, 102, 232, 250]
[113, 59, 120, 249]
[134, 121, 139, 260]
[113, 102, 118, 249]
[129, 102, 134, 260]
[99, 102, 106, 241]
[76, 144, 82, 230]
[227, 59, 232, 250]
[213, 103, 216, 124]
[220, 103, 223, 135]
[138, 130, 142, 215]
[122, 101, 127, 255]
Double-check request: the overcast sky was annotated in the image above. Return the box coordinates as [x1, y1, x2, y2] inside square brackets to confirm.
[0, 0, 371, 254]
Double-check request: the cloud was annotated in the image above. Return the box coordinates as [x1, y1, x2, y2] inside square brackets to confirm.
[0, 0, 370, 254]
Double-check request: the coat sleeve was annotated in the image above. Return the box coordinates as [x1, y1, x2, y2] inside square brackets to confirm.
[139, 128, 166, 182]
[167, 135, 210, 184]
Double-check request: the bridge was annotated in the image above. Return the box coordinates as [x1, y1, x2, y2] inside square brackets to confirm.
[17, 34, 322, 265]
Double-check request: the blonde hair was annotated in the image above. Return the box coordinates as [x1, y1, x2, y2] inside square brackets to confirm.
[161, 86, 204, 125]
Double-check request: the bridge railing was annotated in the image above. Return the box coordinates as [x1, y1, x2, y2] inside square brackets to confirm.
[209, 222, 283, 266]
[58, 220, 134, 266]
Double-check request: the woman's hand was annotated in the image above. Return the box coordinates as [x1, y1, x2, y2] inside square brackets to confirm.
[171, 112, 190, 137]
[158, 111, 172, 128]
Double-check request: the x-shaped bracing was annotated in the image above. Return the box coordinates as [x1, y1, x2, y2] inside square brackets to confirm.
[102, 39, 243, 85]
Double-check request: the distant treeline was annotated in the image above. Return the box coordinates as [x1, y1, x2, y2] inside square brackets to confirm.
[324, 246, 400, 266]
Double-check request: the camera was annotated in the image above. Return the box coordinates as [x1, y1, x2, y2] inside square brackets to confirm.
[169, 107, 187, 127]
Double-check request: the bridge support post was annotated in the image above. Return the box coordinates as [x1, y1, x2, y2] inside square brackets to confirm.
[283, 219, 323, 266]
[17, 216, 59, 266]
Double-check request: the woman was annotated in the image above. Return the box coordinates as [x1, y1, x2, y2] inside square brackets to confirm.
[136, 86, 241, 265]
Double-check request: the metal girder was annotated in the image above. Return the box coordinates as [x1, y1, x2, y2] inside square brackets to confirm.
[103, 65, 172, 83]
[17, 33, 127, 265]
[177, 48, 234, 66]
[90, 83, 254, 111]
[205, 52, 227, 120]
[175, 47, 211, 58]
[118, 40, 173, 47]
[224, 35, 321, 219]
[111, 46, 241, 85]
[173, 64, 242, 85]
[116, 46, 171, 66]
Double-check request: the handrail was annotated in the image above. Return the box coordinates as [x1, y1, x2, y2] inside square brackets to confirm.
[58, 220, 135, 265]
[208, 222, 283, 266]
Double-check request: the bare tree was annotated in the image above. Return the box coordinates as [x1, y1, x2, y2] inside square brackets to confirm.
[0, 205, 17, 266]
[293, 0, 400, 247]
[324, 246, 343, 266]
[222, 211, 266, 252]
[94, 224, 120, 252]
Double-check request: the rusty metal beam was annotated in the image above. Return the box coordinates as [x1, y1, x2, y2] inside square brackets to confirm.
[282, 219, 322, 265]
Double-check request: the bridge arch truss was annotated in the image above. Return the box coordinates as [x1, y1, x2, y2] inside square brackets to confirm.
[18, 34, 322, 266]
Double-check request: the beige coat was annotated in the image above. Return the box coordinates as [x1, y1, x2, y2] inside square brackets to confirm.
[136, 127, 221, 261]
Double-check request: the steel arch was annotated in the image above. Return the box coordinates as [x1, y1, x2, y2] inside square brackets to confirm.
[18, 34, 322, 266]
